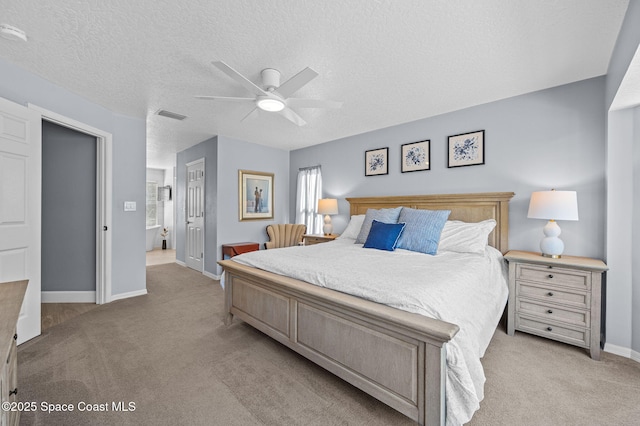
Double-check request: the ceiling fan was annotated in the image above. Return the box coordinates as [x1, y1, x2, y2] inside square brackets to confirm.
[195, 60, 342, 126]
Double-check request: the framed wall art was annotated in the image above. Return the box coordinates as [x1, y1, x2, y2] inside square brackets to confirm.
[401, 140, 430, 173]
[239, 170, 274, 221]
[448, 130, 485, 168]
[365, 147, 389, 176]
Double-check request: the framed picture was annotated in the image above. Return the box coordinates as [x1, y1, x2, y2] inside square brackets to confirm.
[448, 130, 485, 168]
[365, 147, 389, 176]
[239, 170, 274, 221]
[401, 140, 430, 173]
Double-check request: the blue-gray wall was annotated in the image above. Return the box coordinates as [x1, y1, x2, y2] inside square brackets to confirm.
[176, 136, 219, 275]
[605, 0, 640, 358]
[291, 77, 607, 260]
[42, 121, 96, 292]
[0, 57, 147, 299]
[216, 135, 289, 269]
[175, 134, 289, 275]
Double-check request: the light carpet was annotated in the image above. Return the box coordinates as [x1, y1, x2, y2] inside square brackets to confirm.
[17, 263, 640, 425]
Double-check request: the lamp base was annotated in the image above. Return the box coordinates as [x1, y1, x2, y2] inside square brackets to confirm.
[539, 220, 565, 258]
[541, 253, 562, 259]
[323, 215, 333, 236]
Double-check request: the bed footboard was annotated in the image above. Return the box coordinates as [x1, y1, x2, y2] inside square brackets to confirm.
[219, 260, 459, 425]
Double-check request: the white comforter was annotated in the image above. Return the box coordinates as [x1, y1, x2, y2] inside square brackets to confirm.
[230, 239, 508, 425]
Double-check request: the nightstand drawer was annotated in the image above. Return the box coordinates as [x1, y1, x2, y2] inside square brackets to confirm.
[516, 281, 589, 309]
[516, 264, 590, 290]
[517, 298, 589, 328]
[516, 315, 589, 348]
[305, 237, 326, 245]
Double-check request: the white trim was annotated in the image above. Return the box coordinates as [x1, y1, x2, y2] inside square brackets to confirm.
[604, 342, 632, 358]
[176, 259, 186, 267]
[632, 350, 640, 363]
[28, 104, 113, 304]
[203, 270, 221, 280]
[110, 289, 148, 302]
[42, 291, 96, 303]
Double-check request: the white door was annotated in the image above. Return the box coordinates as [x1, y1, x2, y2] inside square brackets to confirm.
[185, 159, 204, 272]
[0, 97, 41, 344]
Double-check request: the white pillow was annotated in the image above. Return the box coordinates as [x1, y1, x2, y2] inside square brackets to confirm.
[437, 219, 496, 254]
[337, 214, 365, 240]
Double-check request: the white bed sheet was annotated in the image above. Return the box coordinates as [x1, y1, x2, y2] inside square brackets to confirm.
[231, 238, 508, 425]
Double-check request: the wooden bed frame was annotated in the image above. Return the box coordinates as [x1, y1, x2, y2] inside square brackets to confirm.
[219, 192, 514, 425]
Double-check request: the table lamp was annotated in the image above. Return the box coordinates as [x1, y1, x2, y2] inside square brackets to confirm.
[317, 198, 339, 235]
[527, 189, 579, 258]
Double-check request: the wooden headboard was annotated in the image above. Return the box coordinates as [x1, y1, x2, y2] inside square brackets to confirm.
[346, 192, 515, 254]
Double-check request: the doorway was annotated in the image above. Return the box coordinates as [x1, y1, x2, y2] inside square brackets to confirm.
[30, 104, 113, 305]
[41, 121, 97, 301]
[185, 158, 204, 272]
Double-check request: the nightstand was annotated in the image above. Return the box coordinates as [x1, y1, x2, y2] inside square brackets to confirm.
[221, 242, 259, 259]
[504, 250, 608, 360]
[303, 234, 338, 245]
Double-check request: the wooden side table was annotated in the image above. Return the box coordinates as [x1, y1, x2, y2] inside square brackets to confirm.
[504, 250, 608, 360]
[222, 242, 259, 260]
[303, 234, 339, 245]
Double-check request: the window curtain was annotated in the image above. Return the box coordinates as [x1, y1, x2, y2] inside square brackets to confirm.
[295, 166, 323, 234]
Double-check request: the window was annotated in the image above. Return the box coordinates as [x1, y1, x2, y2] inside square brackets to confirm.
[295, 166, 323, 234]
[146, 181, 158, 227]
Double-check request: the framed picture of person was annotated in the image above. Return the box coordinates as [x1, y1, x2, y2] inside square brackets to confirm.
[239, 170, 274, 221]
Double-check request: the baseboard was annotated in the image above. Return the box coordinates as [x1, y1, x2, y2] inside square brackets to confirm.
[175, 259, 186, 267]
[42, 291, 96, 303]
[203, 270, 221, 280]
[604, 342, 635, 360]
[110, 289, 148, 302]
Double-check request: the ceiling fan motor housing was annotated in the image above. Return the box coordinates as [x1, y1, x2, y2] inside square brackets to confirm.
[261, 68, 281, 91]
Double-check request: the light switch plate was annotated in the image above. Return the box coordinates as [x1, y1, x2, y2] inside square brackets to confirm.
[124, 201, 136, 212]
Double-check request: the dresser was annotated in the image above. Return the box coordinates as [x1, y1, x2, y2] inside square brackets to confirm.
[303, 234, 338, 245]
[504, 251, 607, 360]
[1, 280, 27, 426]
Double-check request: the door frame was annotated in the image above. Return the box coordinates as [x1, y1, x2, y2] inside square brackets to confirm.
[28, 104, 113, 304]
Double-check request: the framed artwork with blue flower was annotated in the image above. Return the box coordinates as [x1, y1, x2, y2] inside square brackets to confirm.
[365, 147, 389, 176]
[401, 140, 430, 173]
[448, 130, 485, 168]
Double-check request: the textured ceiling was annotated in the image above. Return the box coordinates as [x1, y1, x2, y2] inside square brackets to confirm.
[0, 0, 630, 169]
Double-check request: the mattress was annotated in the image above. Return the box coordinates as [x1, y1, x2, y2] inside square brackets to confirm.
[231, 238, 509, 425]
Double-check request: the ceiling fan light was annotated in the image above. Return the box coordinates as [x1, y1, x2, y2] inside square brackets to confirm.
[257, 98, 285, 112]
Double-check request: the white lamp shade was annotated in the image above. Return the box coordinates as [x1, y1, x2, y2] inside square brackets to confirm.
[317, 198, 339, 215]
[527, 190, 579, 221]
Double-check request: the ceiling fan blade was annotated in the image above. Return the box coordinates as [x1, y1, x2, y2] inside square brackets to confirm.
[241, 107, 259, 122]
[280, 107, 306, 126]
[211, 60, 267, 97]
[286, 98, 343, 109]
[274, 67, 318, 98]
[194, 95, 255, 102]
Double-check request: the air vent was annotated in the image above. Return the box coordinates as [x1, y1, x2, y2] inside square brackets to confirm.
[155, 109, 187, 121]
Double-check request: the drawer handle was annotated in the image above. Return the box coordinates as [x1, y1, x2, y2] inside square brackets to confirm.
[547, 292, 554, 297]
[546, 327, 553, 332]
[13, 333, 17, 341]
[547, 309, 553, 314]
[9, 388, 17, 396]
[548, 274, 554, 279]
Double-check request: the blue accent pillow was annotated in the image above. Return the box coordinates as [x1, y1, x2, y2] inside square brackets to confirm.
[355, 207, 403, 244]
[363, 220, 406, 251]
[396, 208, 451, 255]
